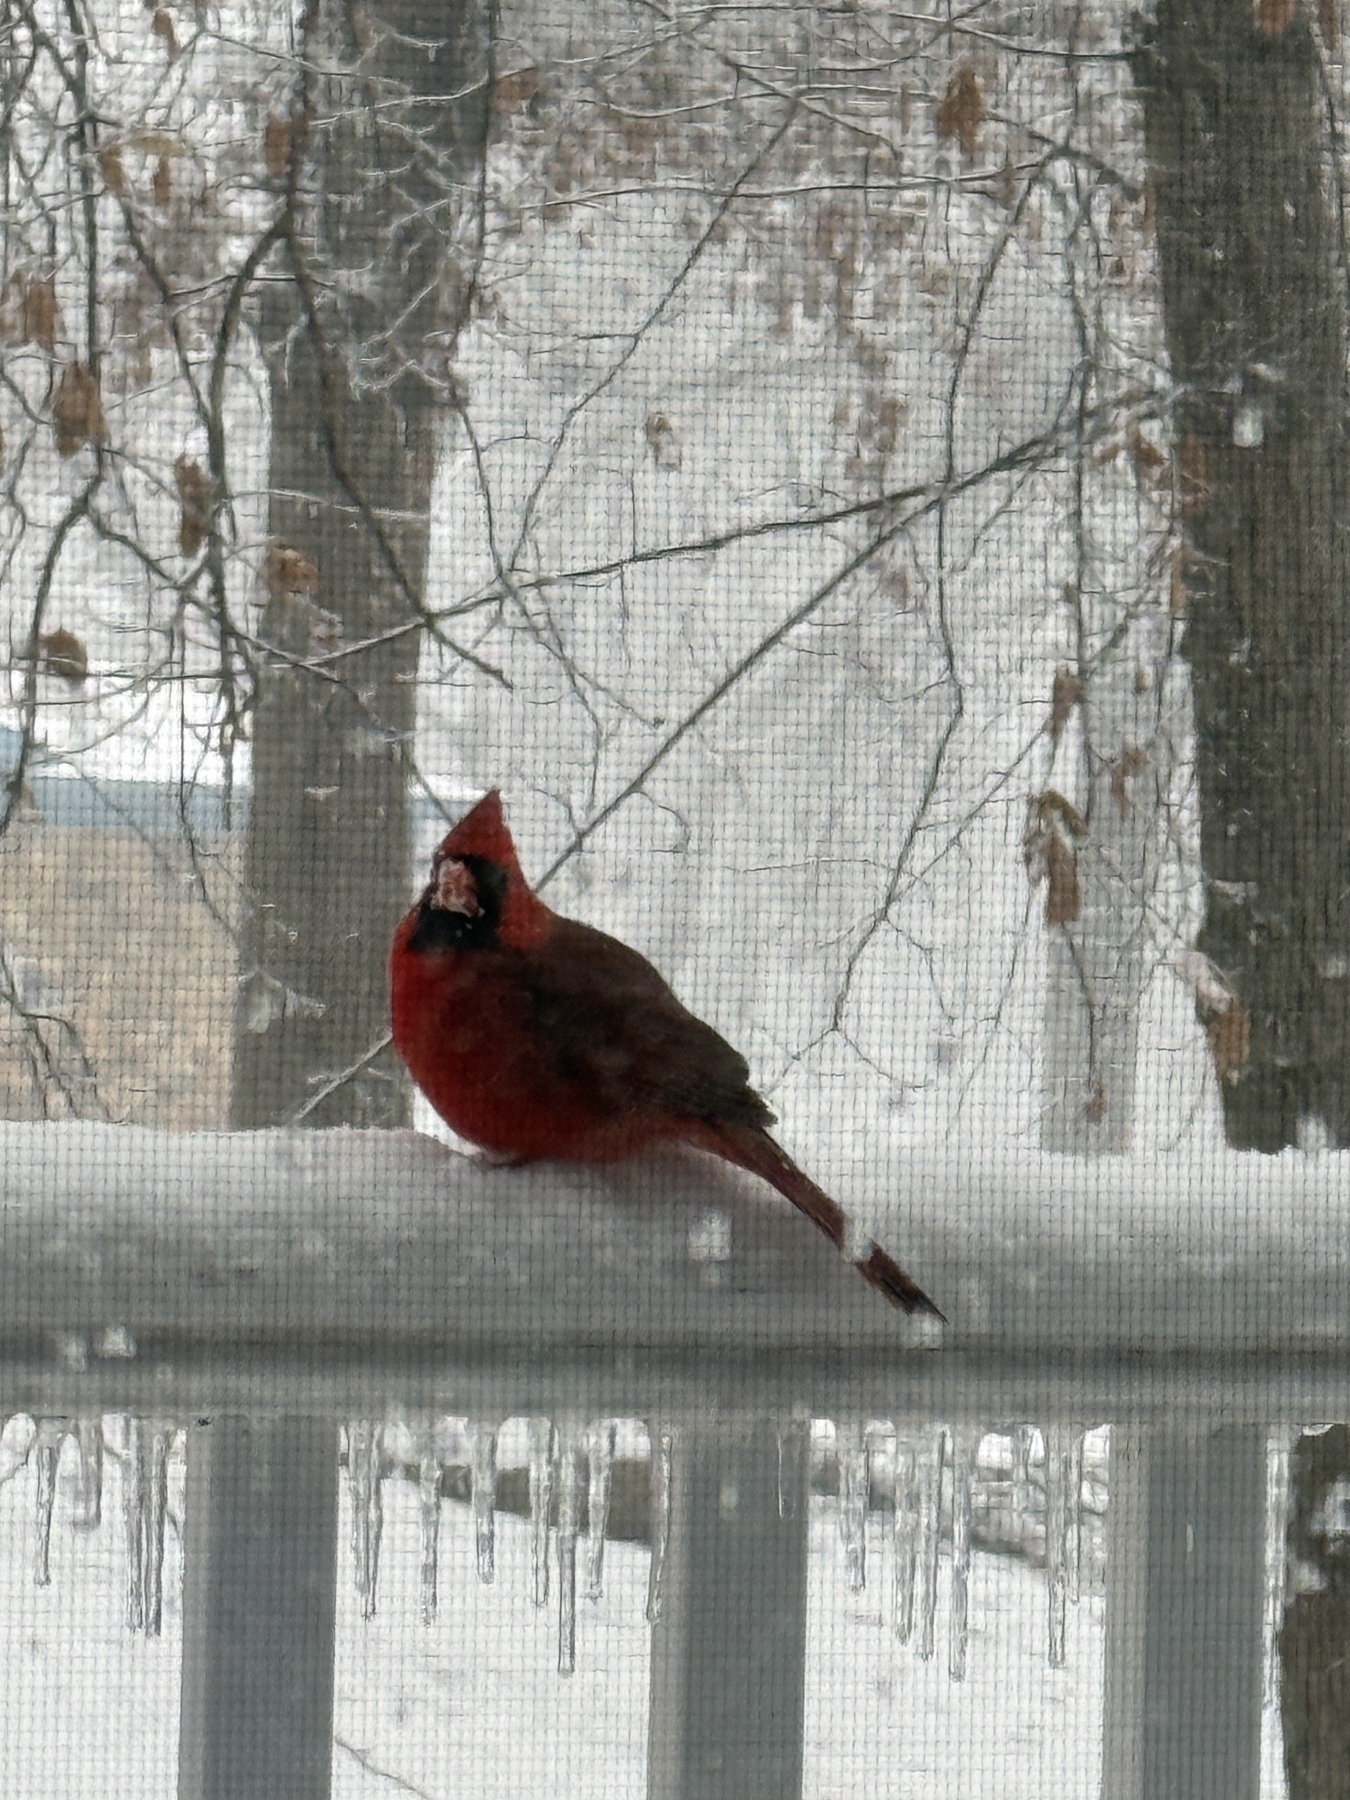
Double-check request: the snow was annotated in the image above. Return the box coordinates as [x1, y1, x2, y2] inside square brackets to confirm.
[0, 1425, 1127, 1800]
[0, 1122, 1343, 1376]
[0, 1424, 181, 1800]
[0, 1414, 1308, 1796]
[0, 1423, 1302, 1797]
[804, 1508, 1104, 1799]
[332, 1466, 650, 1800]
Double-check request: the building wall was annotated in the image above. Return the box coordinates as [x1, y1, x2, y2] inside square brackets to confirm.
[0, 821, 237, 1128]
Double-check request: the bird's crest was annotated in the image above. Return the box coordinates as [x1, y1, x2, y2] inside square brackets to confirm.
[437, 791, 525, 881]
[433, 790, 547, 943]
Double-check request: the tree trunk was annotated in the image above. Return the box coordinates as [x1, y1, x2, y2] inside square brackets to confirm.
[1279, 1425, 1350, 1800]
[232, 360, 432, 1128]
[1137, 0, 1350, 1151]
[1138, 11, 1350, 1796]
[232, 1, 488, 1128]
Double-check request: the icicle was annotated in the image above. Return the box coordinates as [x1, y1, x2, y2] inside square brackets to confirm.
[418, 1453, 441, 1627]
[556, 1427, 584, 1675]
[347, 1420, 384, 1620]
[1045, 1423, 1071, 1668]
[915, 1428, 945, 1662]
[73, 1417, 102, 1531]
[124, 1420, 171, 1635]
[32, 1419, 65, 1588]
[124, 1419, 145, 1631]
[0, 1415, 35, 1486]
[143, 1429, 169, 1637]
[1264, 1429, 1294, 1708]
[469, 1421, 498, 1586]
[948, 1430, 974, 1681]
[1012, 1423, 1036, 1521]
[586, 1420, 616, 1601]
[646, 1425, 673, 1625]
[776, 1418, 809, 1522]
[891, 1436, 918, 1644]
[837, 1421, 869, 1592]
[1065, 1428, 1084, 1607]
[527, 1418, 555, 1609]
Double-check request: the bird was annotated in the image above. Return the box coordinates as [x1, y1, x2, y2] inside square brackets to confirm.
[389, 790, 942, 1317]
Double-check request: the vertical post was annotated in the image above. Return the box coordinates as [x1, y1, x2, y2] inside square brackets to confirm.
[647, 1414, 810, 1800]
[179, 1416, 339, 1800]
[1103, 1423, 1266, 1800]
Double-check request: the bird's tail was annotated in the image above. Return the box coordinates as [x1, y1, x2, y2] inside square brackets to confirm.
[686, 1121, 944, 1320]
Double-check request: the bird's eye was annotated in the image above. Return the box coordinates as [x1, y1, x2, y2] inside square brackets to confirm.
[432, 856, 482, 918]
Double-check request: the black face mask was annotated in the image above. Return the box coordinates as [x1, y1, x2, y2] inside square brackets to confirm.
[406, 854, 509, 954]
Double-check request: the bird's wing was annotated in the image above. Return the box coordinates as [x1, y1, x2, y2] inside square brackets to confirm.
[515, 917, 775, 1129]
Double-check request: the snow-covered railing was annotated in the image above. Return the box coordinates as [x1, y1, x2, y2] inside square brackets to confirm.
[4, 1123, 1346, 1799]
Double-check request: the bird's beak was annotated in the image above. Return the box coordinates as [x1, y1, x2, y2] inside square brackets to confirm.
[431, 858, 482, 917]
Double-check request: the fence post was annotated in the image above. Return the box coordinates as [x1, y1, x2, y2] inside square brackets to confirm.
[178, 1416, 340, 1800]
[646, 1414, 810, 1800]
[1103, 1422, 1266, 1800]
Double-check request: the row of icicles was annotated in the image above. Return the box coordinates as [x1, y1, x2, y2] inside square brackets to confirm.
[2, 1416, 1105, 1677]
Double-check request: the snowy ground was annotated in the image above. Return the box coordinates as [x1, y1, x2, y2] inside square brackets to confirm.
[0, 1424, 1289, 1798]
[804, 1508, 1103, 1799]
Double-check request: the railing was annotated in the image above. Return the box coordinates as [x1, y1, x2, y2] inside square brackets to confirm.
[2, 1121, 1345, 1799]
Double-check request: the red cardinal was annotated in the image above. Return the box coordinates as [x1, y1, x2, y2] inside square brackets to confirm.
[389, 791, 941, 1317]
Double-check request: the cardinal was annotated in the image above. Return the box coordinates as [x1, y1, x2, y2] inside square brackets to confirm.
[389, 791, 942, 1317]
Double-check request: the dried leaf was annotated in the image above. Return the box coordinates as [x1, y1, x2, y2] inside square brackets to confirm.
[174, 456, 212, 556]
[268, 591, 343, 659]
[1207, 1002, 1251, 1083]
[152, 154, 172, 206]
[52, 363, 106, 457]
[1109, 747, 1150, 817]
[1126, 420, 1167, 478]
[879, 565, 910, 605]
[937, 67, 984, 157]
[1044, 832, 1082, 924]
[1175, 948, 1237, 1018]
[1, 275, 59, 352]
[25, 277, 58, 353]
[125, 131, 181, 157]
[644, 413, 682, 472]
[1050, 667, 1082, 745]
[264, 115, 291, 181]
[493, 67, 540, 112]
[1024, 791, 1087, 924]
[99, 148, 128, 197]
[265, 543, 320, 598]
[1256, 0, 1297, 33]
[38, 630, 88, 685]
[1176, 434, 1210, 516]
[150, 7, 178, 56]
[1085, 1081, 1107, 1123]
[1037, 789, 1088, 839]
[993, 155, 1019, 208]
[1169, 551, 1191, 616]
